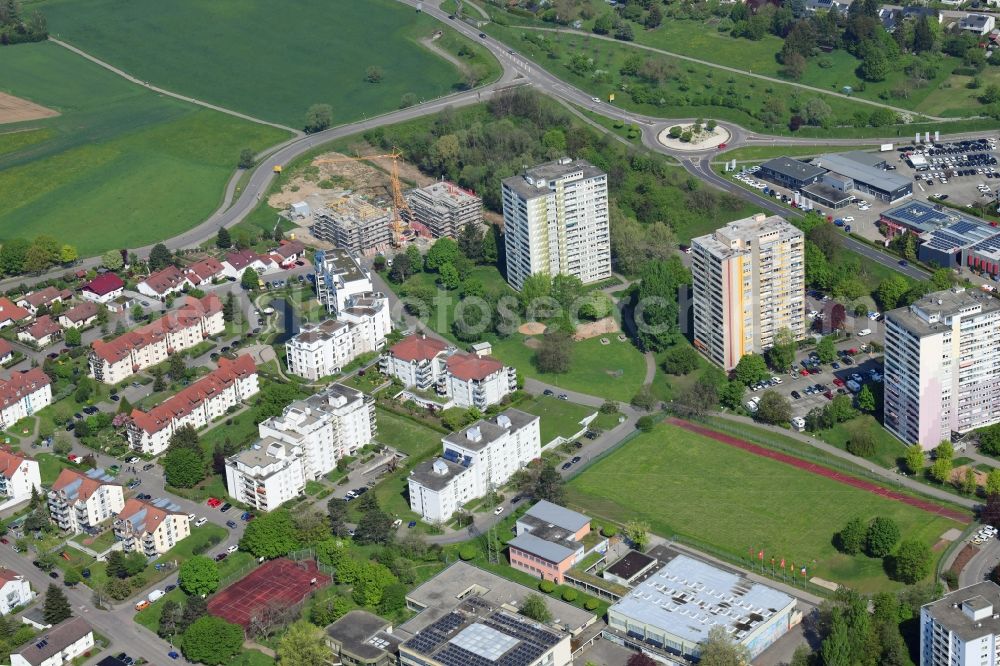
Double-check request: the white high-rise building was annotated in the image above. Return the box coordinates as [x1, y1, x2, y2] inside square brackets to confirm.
[691, 214, 805, 371]
[921, 582, 1000, 666]
[408, 410, 540, 523]
[501, 157, 612, 291]
[884, 287, 1000, 449]
[314, 248, 375, 315]
[226, 383, 375, 511]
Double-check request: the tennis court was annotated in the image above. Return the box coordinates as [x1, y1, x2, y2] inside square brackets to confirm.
[207, 558, 330, 628]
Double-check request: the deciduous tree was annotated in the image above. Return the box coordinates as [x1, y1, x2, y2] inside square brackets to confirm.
[837, 516, 866, 554]
[277, 620, 329, 666]
[891, 539, 931, 583]
[181, 616, 244, 665]
[180, 556, 220, 596]
[304, 104, 333, 133]
[240, 509, 300, 558]
[866, 516, 900, 558]
[520, 594, 552, 622]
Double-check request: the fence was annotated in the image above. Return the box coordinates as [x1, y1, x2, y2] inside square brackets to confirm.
[288, 548, 335, 577]
[218, 561, 256, 590]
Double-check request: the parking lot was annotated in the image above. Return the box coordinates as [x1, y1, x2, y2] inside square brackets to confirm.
[729, 134, 1000, 245]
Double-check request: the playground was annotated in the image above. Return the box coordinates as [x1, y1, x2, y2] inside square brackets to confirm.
[207, 558, 331, 628]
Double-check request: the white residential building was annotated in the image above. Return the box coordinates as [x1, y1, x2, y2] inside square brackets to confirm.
[691, 214, 806, 371]
[501, 157, 612, 291]
[884, 287, 1000, 449]
[0, 449, 41, 511]
[126, 355, 259, 455]
[0, 569, 32, 615]
[0, 369, 52, 431]
[314, 247, 375, 315]
[381, 335, 516, 410]
[408, 410, 540, 523]
[920, 582, 1000, 666]
[113, 498, 191, 557]
[89, 294, 224, 385]
[224, 440, 306, 513]
[257, 383, 375, 480]
[136, 265, 192, 300]
[10, 617, 94, 666]
[220, 249, 276, 280]
[285, 292, 391, 381]
[47, 468, 124, 534]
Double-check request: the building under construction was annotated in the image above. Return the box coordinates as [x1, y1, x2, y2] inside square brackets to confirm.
[405, 181, 482, 239]
[312, 196, 393, 254]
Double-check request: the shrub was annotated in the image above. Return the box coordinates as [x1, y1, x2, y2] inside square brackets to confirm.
[584, 598, 599, 611]
[458, 546, 477, 561]
[847, 432, 876, 458]
[601, 526, 618, 538]
[539, 580, 556, 593]
[561, 588, 578, 602]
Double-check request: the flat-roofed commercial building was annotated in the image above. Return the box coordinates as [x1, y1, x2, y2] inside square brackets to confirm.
[691, 214, 805, 371]
[758, 157, 826, 190]
[501, 158, 611, 291]
[814, 151, 912, 203]
[883, 286, 1000, 448]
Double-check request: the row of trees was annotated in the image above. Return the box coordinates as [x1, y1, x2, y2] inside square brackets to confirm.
[0, 236, 77, 276]
[837, 514, 931, 584]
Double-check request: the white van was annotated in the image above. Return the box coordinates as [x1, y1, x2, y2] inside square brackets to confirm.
[791, 417, 806, 432]
[147, 589, 165, 604]
[858, 328, 872, 336]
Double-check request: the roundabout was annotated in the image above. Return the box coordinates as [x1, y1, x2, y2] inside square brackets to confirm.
[656, 123, 732, 152]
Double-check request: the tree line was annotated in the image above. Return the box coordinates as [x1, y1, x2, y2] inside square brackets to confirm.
[0, 0, 46, 45]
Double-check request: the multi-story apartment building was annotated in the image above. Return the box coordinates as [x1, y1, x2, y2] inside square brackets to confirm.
[406, 181, 483, 239]
[126, 355, 259, 455]
[224, 440, 306, 513]
[312, 196, 393, 254]
[921, 582, 1000, 666]
[501, 157, 612, 291]
[691, 214, 806, 371]
[0, 568, 33, 615]
[258, 383, 375, 479]
[47, 469, 124, 535]
[0, 449, 41, 510]
[113, 498, 191, 557]
[10, 617, 94, 666]
[285, 292, 391, 381]
[314, 248, 376, 315]
[408, 410, 540, 523]
[0, 369, 52, 431]
[381, 335, 516, 409]
[89, 294, 224, 384]
[884, 286, 1000, 449]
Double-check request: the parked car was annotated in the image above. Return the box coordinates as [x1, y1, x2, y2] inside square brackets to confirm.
[195, 517, 207, 527]
[227, 545, 238, 554]
[206, 498, 222, 508]
[220, 503, 232, 512]
[214, 553, 228, 562]
[143, 463, 155, 471]
[226, 520, 237, 529]
[561, 461, 573, 470]
[493, 506, 504, 516]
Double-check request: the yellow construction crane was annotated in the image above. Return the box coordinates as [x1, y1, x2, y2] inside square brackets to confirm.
[311, 150, 416, 245]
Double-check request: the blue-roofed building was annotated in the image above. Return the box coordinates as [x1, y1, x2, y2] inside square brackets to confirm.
[606, 554, 797, 662]
[918, 218, 1000, 269]
[507, 501, 605, 583]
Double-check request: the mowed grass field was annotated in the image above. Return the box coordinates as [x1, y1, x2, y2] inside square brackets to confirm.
[0, 42, 290, 256]
[518, 395, 597, 444]
[39, 0, 476, 127]
[567, 422, 966, 593]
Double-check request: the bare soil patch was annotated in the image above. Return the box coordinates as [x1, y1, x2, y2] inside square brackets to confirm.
[518, 322, 547, 335]
[573, 317, 620, 341]
[0, 92, 59, 124]
[948, 543, 979, 575]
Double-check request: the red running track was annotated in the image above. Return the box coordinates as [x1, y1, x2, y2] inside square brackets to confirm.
[669, 418, 970, 524]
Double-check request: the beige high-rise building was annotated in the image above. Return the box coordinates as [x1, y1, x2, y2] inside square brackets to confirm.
[691, 214, 805, 371]
[501, 157, 612, 291]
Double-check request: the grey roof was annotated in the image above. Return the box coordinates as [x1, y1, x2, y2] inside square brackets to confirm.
[886, 286, 1000, 338]
[692, 214, 802, 261]
[814, 153, 911, 194]
[409, 457, 467, 491]
[962, 13, 992, 29]
[759, 156, 826, 182]
[523, 500, 590, 533]
[442, 409, 538, 453]
[508, 532, 578, 564]
[314, 247, 366, 283]
[801, 182, 854, 204]
[605, 550, 657, 582]
[609, 554, 795, 648]
[502, 158, 605, 200]
[922, 582, 1000, 642]
[13, 617, 92, 666]
[228, 438, 296, 471]
[326, 610, 399, 661]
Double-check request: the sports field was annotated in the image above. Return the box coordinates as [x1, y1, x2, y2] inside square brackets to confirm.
[0, 43, 289, 256]
[39, 0, 486, 127]
[208, 558, 331, 627]
[567, 422, 967, 592]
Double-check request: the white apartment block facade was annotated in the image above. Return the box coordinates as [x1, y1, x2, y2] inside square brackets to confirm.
[0, 369, 52, 431]
[47, 469, 124, 534]
[0, 569, 33, 615]
[225, 440, 306, 513]
[921, 582, 1000, 666]
[126, 355, 259, 455]
[285, 293, 391, 381]
[0, 449, 41, 511]
[691, 214, 805, 371]
[501, 157, 612, 291]
[408, 410, 540, 523]
[89, 295, 224, 385]
[884, 287, 1000, 449]
[113, 499, 191, 557]
[314, 248, 376, 315]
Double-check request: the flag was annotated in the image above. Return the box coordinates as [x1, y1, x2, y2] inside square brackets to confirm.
[770, 557, 775, 566]
[780, 558, 785, 568]
[758, 550, 764, 561]
[801, 567, 807, 575]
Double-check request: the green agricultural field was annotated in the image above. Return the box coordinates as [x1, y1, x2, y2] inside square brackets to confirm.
[0, 42, 289, 256]
[568, 422, 965, 592]
[715, 144, 878, 163]
[39, 0, 494, 128]
[518, 395, 597, 444]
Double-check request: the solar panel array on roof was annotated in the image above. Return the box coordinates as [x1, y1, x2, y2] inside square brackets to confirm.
[926, 231, 968, 251]
[85, 468, 116, 483]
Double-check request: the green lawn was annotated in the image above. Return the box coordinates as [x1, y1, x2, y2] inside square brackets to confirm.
[0, 42, 289, 256]
[71, 528, 117, 553]
[39, 0, 489, 128]
[35, 453, 74, 486]
[715, 144, 878, 163]
[374, 408, 444, 459]
[518, 395, 597, 444]
[568, 422, 966, 593]
[817, 415, 909, 469]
